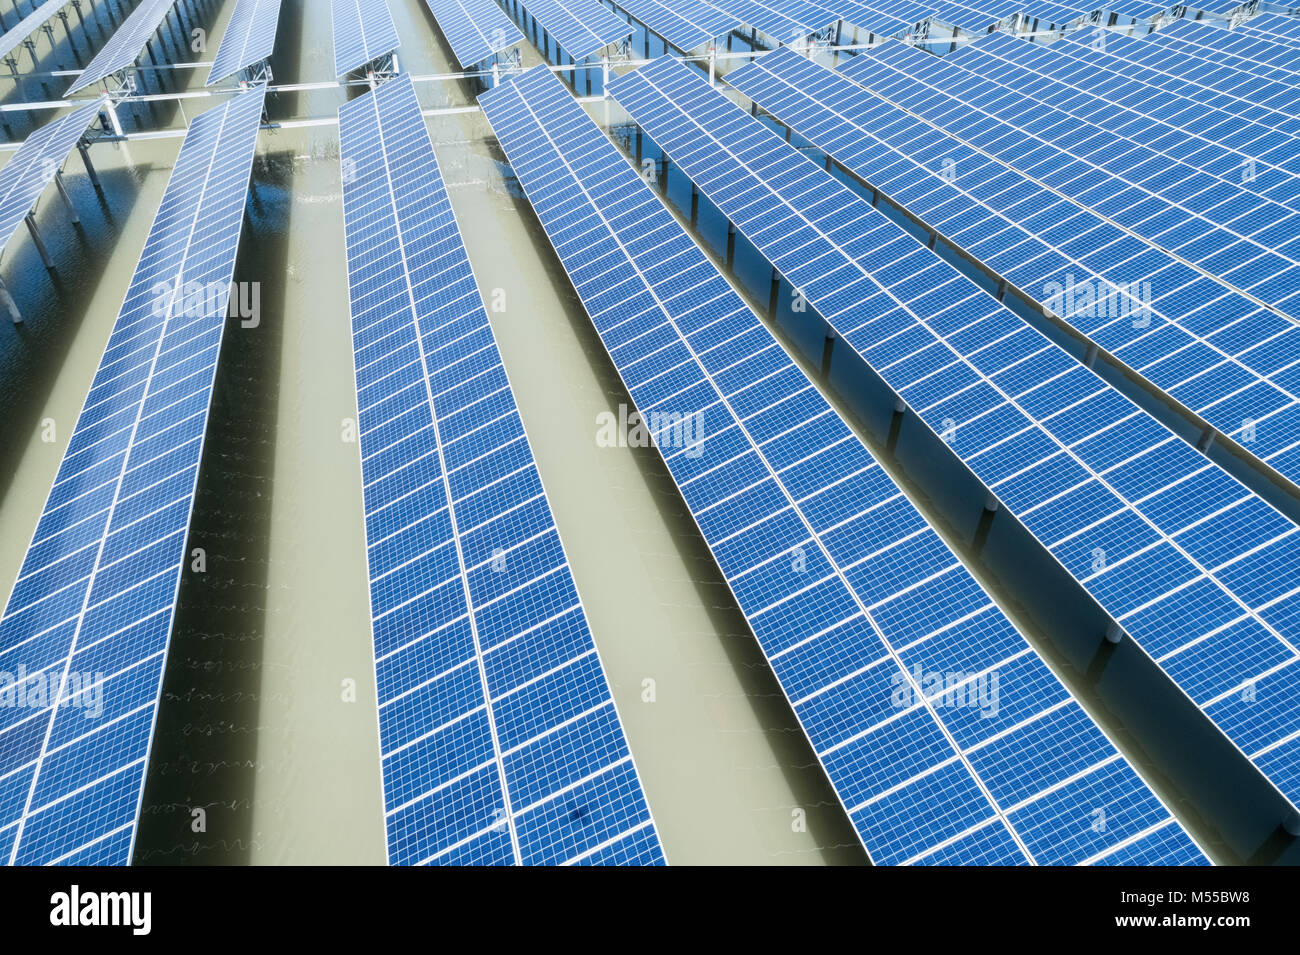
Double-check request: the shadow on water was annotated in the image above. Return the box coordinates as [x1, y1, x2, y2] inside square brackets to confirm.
[0, 0, 236, 140]
[485, 138, 870, 866]
[113, 0, 229, 134]
[262, 0, 304, 122]
[0, 0, 141, 137]
[133, 148, 292, 865]
[0, 163, 150, 502]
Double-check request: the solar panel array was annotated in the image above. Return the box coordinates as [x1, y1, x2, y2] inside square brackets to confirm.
[838, 44, 1300, 321]
[66, 0, 179, 95]
[1034, 29, 1300, 206]
[1017, 0, 1089, 24]
[1183, 0, 1244, 14]
[926, 0, 1017, 30]
[0, 99, 105, 255]
[481, 64, 1210, 866]
[515, 0, 633, 60]
[1239, 12, 1300, 48]
[207, 0, 284, 85]
[332, 0, 401, 76]
[727, 47, 1300, 488]
[703, 0, 835, 40]
[0, 0, 72, 64]
[1175, 14, 1300, 69]
[607, 0, 736, 52]
[950, 34, 1300, 239]
[1153, 18, 1300, 85]
[1104, 2, 1169, 19]
[833, 0, 917, 35]
[1063, 24, 1300, 124]
[608, 55, 1300, 817]
[338, 75, 662, 866]
[0, 85, 266, 866]
[422, 0, 524, 68]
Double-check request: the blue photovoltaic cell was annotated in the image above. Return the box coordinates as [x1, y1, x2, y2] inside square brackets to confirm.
[1174, 16, 1300, 71]
[332, 0, 400, 76]
[838, 43, 1300, 321]
[1185, 0, 1245, 13]
[0, 85, 266, 866]
[948, 34, 1300, 227]
[1019, 1, 1089, 24]
[832, 0, 935, 34]
[1141, 19, 1300, 95]
[207, 0, 283, 85]
[609, 55, 1300, 815]
[702, 0, 835, 39]
[603, 0, 736, 52]
[483, 64, 1209, 866]
[422, 0, 524, 68]
[1103, 2, 1169, 18]
[65, 0, 179, 95]
[0, 0, 71, 63]
[990, 30, 1300, 206]
[338, 75, 662, 866]
[928, 0, 1019, 30]
[515, 0, 633, 60]
[727, 48, 1300, 494]
[0, 98, 105, 254]
[1053, 26, 1300, 132]
[1238, 13, 1300, 49]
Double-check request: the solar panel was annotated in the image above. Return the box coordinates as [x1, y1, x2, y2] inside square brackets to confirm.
[731, 48, 1300, 484]
[421, 0, 524, 68]
[608, 55, 1300, 820]
[1038, 30, 1300, 192]
[1153, 18, 1300, 86]
[838, 43, 1300, 322]
[703, 0, 836, 40]
[338, 75, 662, 866]
[1017, 1, 1090, 24]
[1238, 13, 1300, 48]
[832, 0, 936, 34]
[949, 34, 1300, 213]
[207, 0, 283, 85]
[514, 0, 632, 60]
[1071, 25, 1300, 126]
[927, 0, 1020, 30]
[1103, 1, 1169, 18]
[332, 0, 400, 77]
[482, 64, 1211, 866]
[0, 98, 104, 255]
[1168, 15, 1300, 73]
[0, 0, 71, 64]
[65, 0, 179, 95]
[0, 84, 266, 866]
[603, 0, 736, 52]
[1184, 0, 1245, 13]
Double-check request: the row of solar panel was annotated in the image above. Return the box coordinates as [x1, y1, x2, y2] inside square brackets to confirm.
[727, 36, 1300, 493]
[0, 82, 268, 867]
[479, 63, 1212, 865]
[44, 0, 283, 94]
[409, 0, 1280, 69]
[2, 0, 1294, 867]
[338, 74, 664, 866]
[601, 47, 1300, 818]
